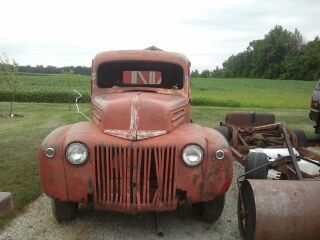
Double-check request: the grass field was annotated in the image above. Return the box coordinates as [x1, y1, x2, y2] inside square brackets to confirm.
[0, 101, 315, 229]
[4, 74, 316, 109]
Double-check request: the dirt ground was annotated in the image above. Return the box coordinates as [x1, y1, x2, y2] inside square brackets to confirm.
[0, 161, 243, 240]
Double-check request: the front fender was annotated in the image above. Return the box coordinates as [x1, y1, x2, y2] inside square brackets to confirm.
[39, 125, 72, 200]
[39, 122, 101, 202]
[201, 127, 233, 200]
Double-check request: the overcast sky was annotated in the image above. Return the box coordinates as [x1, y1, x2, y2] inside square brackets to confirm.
[0, 0, 319, 70]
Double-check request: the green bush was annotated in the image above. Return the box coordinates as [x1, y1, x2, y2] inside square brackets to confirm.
[0, 91, 90, 103]
[191, 97, 241, 107]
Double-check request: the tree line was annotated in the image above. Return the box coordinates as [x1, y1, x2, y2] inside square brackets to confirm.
[19, 65, 91, 75]
[192, 25, 320, 81]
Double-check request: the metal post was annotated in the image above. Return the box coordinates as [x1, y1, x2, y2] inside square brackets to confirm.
[281, 122, 303, 180]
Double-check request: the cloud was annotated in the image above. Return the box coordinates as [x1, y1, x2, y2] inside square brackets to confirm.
[0, 0, 319, 70]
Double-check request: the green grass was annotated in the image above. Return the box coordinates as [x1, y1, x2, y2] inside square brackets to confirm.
[1, 74, 316, 109]
[191, 106, 314, 135]
[0, 102, 315, 229]
[0, 102, 90, 229]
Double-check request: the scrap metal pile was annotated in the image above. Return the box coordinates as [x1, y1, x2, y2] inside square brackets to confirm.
[218, 112, 320, 240]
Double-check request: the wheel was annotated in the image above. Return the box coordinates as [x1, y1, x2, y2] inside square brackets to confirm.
[51, 198, 78, 222]
[238, 181, 256, 240]
[214, 126, 232, 143]
[293, 129, 307, 147]
[245, 152, 268, 179]
[192, 194, 225, 223]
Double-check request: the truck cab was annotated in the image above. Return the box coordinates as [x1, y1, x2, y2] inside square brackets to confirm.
[39, 48, 232, 223]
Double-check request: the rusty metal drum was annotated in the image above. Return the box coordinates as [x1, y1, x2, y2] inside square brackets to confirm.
[238, 179, 320, 240]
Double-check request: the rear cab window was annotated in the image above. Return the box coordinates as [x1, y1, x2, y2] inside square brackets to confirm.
[97, 61, 184, 89]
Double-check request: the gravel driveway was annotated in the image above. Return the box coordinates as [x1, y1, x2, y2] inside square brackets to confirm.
[0, 161, 243, 240]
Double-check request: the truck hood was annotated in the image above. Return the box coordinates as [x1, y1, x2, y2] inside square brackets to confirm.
[93, 92, 189, 140]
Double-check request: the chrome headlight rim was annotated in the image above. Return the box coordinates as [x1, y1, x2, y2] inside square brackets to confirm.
[182, 144, 204, 167]
[65, 142, 89, 165]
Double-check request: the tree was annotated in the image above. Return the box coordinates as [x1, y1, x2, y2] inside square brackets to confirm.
[212, 66, 224, 77]
[220, 25, 308, 80]
[200, 69, 212, 78]
[281, 36, 320, 80]
[0, 53, 21, 117]
[191, 69, 200, 77]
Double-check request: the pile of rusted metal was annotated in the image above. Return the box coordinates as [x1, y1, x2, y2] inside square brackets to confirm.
[217, 112, 320, 240]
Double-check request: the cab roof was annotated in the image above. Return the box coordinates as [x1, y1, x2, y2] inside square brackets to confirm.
[92, 49, 190, 71]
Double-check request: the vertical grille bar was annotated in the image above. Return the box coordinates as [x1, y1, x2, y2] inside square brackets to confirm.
[123, 147, 127, 206]
[126, 146, 131, 210]
[132, 147, 137, 205]
[114, 146, 119, 204]
[153, 146, 160, 204]
[147, 147, 151, 204]
[173, 147, 178, 205]
[168, 146, 174, 205]
[119, 145, 123, 206]
[94, 146, 98, 201]
[158, 147, 164, 204]
[136, 146, 142, 210]
[106, 146, 110, 203]
[142, 147, 148, 206]
[97, 146, 102, 202]
[101, 146, 106, 202]
[164, 146, 169, 204]
[110, 146, 114, 203]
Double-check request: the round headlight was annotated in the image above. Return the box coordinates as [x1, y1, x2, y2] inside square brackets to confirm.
[182, 145, 204, 166]
[66, 143, 88, 165]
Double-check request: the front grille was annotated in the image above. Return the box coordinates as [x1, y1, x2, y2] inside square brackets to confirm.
[93, 145, 177, 212]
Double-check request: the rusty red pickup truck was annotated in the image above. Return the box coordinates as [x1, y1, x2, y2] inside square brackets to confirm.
[39, 48, 232, 223]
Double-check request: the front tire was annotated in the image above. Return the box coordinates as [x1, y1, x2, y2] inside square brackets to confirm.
[214, 126, 232, 143]
[51, 198, 78, 222]
[293, 128, 307, 147]
[245, 152, 268, 179]
[192, 194, 225, 223]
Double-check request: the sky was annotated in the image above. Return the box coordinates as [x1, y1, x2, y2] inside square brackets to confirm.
[0, 0, 319, 70]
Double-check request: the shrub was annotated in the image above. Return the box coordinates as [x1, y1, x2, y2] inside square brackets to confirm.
[0, 91, 90, 103]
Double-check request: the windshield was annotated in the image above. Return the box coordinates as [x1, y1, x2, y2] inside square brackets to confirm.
[97, 61, 184, 89]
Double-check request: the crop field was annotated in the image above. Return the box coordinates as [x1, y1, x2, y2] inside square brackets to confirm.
[192, 77, 315, 109]
[15, 73, 90, 93]
[0, 74, 316, 109]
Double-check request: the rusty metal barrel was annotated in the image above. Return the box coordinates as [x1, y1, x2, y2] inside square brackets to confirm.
[238, 179, 320, 240]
